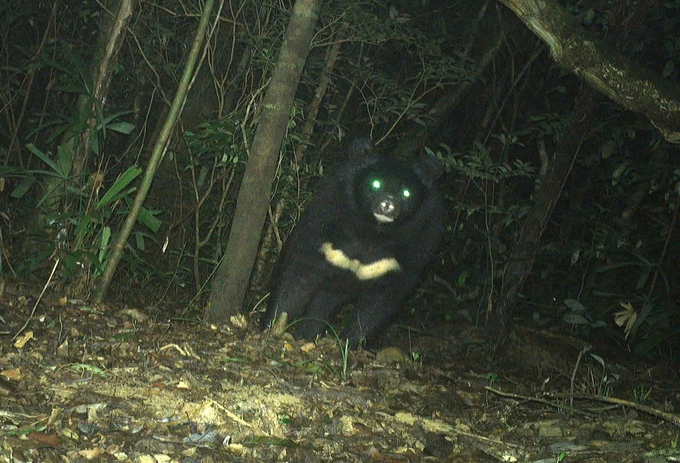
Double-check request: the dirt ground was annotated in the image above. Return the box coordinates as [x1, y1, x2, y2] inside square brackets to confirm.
[1, 282, 679, 463]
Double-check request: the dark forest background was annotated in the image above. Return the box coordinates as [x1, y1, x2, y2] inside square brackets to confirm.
[1, 0, 679, 359]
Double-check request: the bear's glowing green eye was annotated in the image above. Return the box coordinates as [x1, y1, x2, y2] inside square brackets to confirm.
[371, 179, 382, 190]
[403, 189, 411, 198]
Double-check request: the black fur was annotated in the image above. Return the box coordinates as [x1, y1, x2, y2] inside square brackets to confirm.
[262, 140, 446, 347]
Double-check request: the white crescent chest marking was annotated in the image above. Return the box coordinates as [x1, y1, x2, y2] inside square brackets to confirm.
[319, 242, 401, 280]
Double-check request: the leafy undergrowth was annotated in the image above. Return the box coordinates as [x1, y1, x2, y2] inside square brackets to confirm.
[1, 284, 679, 462]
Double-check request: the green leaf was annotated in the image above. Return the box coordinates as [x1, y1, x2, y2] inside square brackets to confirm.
[636, 266, 652, 290]
[97, 166, 142, 209]
[612, 163, 627, 181]
[61, 46, 93, 93]
[138, 207, 162, 232]
[101, 110, 135, 125]
[106, 121, 135, 134]
[90, 131, 101, 156]
[57, 144, 73, 178]
[26, 144, 61, 175]
[590, 353, 605, 368]
[36, 179, 66, 208]
[135, 232, 145, 251]
[563, 299, 585, 312]
[73, 215, 92, 242]
[41, 57, 78, 80]
[53, 84, 88, 94]
[45, 122, 74, 145]
[11, 174, 36, 199]
[601, 140, 617, 159]
[457, 271, 468, 286]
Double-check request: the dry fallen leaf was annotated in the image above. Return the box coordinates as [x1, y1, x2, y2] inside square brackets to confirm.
[14, 331, 34, 349]
[28, 432, 61, 448]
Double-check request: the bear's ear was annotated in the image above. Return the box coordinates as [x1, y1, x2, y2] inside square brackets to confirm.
[412, 155, 444, 186]
[347, 138, 374, 161]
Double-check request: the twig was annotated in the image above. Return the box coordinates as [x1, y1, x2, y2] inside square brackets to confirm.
[486, 386, 680, 427]
[570, 345, 591, 408]
[208, 398, 269, 436]
[485, 386, 591, 416]
[12, 258, 60, 342]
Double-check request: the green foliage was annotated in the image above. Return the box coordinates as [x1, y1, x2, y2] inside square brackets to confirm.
[183, 117, 250, 168]
[585, 354, 616, 397]
[326, 325, 352, 380]
[441, 143, 536, 184]
[0, 35, 145, 285]
[8, 136, 158, 283]
[430, 143, 535, 232]
[314, 2, 473, 138]
[633, 384, 652, 404]
[38, 46, 135, 155]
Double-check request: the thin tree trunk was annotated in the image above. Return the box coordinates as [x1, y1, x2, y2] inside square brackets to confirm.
[74, 0, 137, 175]
[251, 29, 344, 291]
[95, 0, 217, 302]
[491, 88, 597, 348]
[41, 0, 136, 216]
[295, 29, 344, 163]
[205, 0, 320, 323]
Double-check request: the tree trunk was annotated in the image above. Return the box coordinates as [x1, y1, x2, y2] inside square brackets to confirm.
[497, 0, 680, 143]
[205, 0, 320, 323]
[251, 30, 344, 292]
[491, 88, 597, 347]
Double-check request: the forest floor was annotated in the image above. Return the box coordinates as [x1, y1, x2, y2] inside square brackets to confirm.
[1, 281, 679, 463]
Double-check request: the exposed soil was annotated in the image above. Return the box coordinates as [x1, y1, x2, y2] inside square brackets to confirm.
[1, 281, 679, 462]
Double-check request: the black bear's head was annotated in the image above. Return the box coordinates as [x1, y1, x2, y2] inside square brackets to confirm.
[354, 154, 443, 226]
[356, 160, 424, 224]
